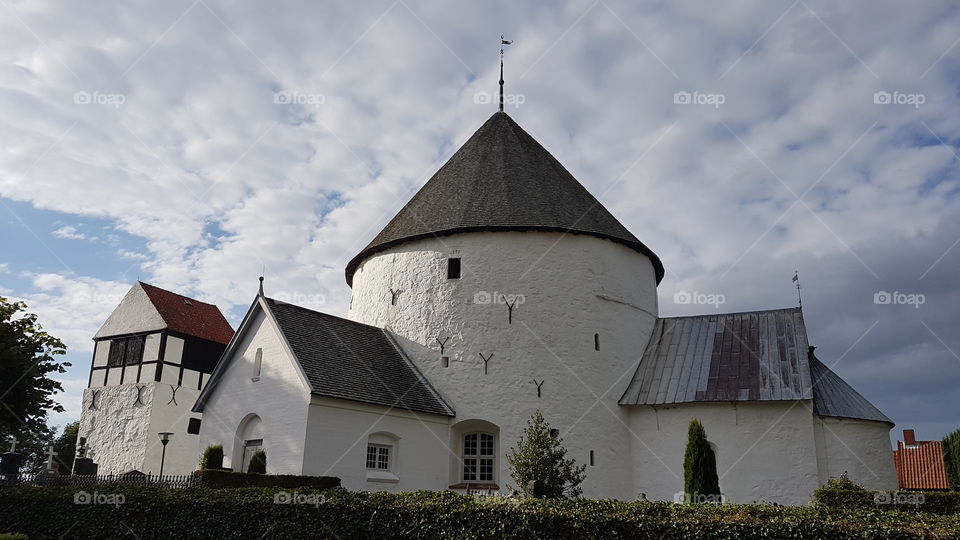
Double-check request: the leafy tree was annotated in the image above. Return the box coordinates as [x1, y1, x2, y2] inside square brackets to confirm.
[683, 419, 720, 502]
[248, 449, 266, 474]
[507, 410, 586, 498]
[199, 445, 224, 470]
[0, 297, 69, 440]
[944, 428, 960, 491]
[52, 421, 79, 474]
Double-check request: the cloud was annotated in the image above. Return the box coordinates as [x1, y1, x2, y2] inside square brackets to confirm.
[51, 225, 93, 241]
[0, 0, 958, 440]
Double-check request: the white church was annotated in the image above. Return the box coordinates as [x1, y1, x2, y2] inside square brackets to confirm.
[78, 110, 897, 504]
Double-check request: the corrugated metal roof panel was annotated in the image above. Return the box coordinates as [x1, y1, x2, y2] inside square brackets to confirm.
[620, 308, 813, 405]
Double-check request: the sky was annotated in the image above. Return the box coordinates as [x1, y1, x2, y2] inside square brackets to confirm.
[0, 0, 958, 446]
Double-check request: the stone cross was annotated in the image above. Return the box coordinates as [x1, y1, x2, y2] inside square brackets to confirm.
[44, 446, 58, 472]
[7, 436, 18, 453]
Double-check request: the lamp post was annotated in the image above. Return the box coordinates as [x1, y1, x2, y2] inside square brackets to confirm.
[157, 432, 173, 477]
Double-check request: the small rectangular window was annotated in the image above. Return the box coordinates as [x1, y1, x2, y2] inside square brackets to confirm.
[441, 356, 449, 368]
[594, 333, 600, 351]
[590, 450, 595, 466]
[108, 339, 125, 367]
[447, 257, 461, 279]
[254, 348, 262, 377]
[125, 336, 144, 365]
[366, 444, 390, 470]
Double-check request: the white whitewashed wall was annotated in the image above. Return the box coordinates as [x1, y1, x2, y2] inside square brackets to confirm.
[196, 304, 311, 474]
[348, 231, 659, 498]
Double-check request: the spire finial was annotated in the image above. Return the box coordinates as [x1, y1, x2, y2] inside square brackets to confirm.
[499, 35, 512, 112]
[258, 275, 264, 297]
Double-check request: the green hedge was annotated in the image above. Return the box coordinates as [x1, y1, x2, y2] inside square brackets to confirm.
[193, 469, 339, 489]
[1, 486, 958, 539]
[814, 488, 960, 515]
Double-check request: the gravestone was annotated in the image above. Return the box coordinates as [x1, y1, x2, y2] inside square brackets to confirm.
[39, 445, 59, 476]
[1, 437, 22, 476]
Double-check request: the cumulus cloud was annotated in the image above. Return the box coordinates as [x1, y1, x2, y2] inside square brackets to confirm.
[0, 0, 958, 441]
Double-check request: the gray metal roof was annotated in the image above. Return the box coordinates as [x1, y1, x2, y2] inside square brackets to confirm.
[345, 111, 664, 286]
[809, 352, 893, 424]
[266, 298, 454, 417]
[619, 308, 814, 405]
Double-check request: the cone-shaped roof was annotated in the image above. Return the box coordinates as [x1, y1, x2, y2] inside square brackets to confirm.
[346, 111, 664, 285]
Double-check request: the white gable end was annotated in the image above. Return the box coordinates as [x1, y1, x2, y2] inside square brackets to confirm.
[94, 282, 167, 339]
[194, 298, 312, 474]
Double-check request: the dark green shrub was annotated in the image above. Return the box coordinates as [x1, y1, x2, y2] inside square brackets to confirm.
[1, 485, 958, 539]
[819, 472, 866, 492]
[192, 469, 339, 489]
[198, 445, 223, 470]
[247, 449, 266, 474]
[683, 419, 720, 503]
[0, 534, 29, 540]
[814, 488, 960, 515]
[943, 428, 960, 491]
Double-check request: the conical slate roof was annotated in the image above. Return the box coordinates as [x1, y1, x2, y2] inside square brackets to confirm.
[345, 111, 664, 285]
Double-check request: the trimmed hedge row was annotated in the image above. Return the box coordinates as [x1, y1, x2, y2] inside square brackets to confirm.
[1, 486, 959, 539]
[814, 488, 960, 515]
[192, 469, 340, 489]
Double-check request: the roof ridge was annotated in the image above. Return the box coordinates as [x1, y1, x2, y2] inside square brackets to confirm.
[138, 281, 217, 307]
[265, 296, 382, 330]
[658, 306, 802, 320]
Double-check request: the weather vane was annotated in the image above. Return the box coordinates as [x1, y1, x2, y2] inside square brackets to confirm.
[499, 35, 513, 112]
[792, 270, 802, 309]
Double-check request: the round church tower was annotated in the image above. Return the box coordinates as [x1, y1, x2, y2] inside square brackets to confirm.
[346, 111, 664, 497]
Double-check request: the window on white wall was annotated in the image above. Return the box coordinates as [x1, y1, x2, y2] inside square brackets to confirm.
[365, 444, 391, 470]
[253, 348, 262, 378]
[463, 432, 495, 482]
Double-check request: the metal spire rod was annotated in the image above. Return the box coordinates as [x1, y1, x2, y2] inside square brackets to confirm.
[793, 270, 802, 309]
[499, 35, 512, 112]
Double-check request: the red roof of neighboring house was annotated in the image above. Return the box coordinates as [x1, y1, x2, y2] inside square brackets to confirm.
[139, 282, 234, 345]
[894, 440, 950, 490]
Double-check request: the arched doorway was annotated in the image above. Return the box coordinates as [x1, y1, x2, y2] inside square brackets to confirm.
[233, 413, 263, 473]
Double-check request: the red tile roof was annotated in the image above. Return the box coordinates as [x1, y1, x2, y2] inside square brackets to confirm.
[894, 440, 950, 490]
[139, 282, 234, 345]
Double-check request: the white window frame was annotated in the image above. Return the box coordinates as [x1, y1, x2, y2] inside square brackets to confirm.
[462, 432, 495, 482]
[366, 443, 392, 471]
